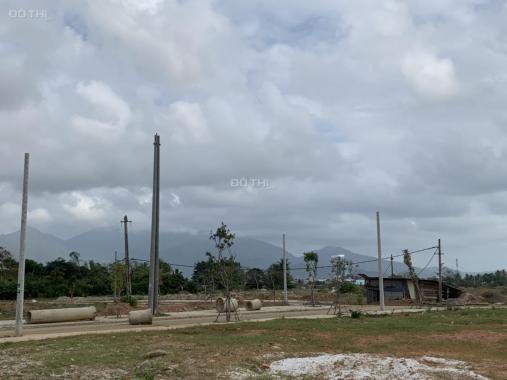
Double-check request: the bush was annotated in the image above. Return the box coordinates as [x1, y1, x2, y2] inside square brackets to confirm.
[0, 282, 17, 299]
[339, 282, 356, 293]
[350, 310, 363, 319]
[120, 295, 138, 307]
[480, 290, 504, 304]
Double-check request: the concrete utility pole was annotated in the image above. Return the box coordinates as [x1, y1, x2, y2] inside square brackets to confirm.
[121, 216, 132, 298]
[113, 251, 118, 302]
[282, 233, 288, 305]
[148, 134, 161, 315]
[437, 238, 442, 303]
[15, 153, 29, 337]
[376, 211, 385, 311]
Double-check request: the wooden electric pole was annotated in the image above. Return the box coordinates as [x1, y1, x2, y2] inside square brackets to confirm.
[376, 211, 385, 311]
[148, 134, 161, 315]
[121, 215, 132, 299]
[390, 254, 394, 278]
[282, 233, 288, 305]
[437, 238, 442, 303]
[15, 153, 29, 337]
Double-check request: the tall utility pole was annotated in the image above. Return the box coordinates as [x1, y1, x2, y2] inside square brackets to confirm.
[121, 216, 132, 299]
[15, 153, 30, 337]
[376, 211, 385, 311]
[390, 254, 394, 278]
[437, 238, 442, 303]
[282, 233, 288, 305]
[148, 134, 161, 315]
[113, 251, 118, 303]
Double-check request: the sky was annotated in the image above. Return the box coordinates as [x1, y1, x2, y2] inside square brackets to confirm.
[1, 0, 507, 272]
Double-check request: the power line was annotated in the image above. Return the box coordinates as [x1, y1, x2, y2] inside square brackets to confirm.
[417, 248, 438, 276]
[126, 245, 439, 274]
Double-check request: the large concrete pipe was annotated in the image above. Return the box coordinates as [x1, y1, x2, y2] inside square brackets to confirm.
[27, 306, 96, 324]
[129, 309, 153, 325]
[245, 299, 262, 311]
[216, 297, 239, 313]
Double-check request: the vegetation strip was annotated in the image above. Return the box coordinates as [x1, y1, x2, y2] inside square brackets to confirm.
[0, 308, 505, 379]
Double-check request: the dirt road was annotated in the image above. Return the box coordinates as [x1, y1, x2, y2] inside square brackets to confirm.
[0, 306, 334, 342]
[2, 304, 499, 343]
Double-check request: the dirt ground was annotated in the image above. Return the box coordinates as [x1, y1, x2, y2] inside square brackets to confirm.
[1, 286, 504, 321]
[0, 308, 505, 379]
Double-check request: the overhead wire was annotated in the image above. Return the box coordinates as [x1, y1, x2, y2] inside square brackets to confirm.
[416, 248, 438, 276]
[125, 245, 439, 274]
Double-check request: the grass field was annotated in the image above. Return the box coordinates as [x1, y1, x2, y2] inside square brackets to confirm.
[1, 308, 506, 379]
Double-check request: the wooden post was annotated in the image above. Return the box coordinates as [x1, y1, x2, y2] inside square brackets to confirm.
[15, 153, 29, 336]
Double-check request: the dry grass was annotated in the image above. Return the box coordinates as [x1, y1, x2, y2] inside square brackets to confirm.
[0, 308, 506, 379]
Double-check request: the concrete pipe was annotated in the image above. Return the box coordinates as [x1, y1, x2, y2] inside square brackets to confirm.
[27, 306, 97, 324]
[216, 297, 239, 313]
[128, 309, 153, 325]
[245, 299, 262, 311]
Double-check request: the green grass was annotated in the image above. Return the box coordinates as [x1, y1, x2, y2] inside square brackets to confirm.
[1, 308, 506, 379]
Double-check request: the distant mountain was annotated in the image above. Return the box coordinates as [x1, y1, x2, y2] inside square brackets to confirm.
[0, 227, 293, 277]
[0, 227, 68, 262]
[0, 228, 429, 278]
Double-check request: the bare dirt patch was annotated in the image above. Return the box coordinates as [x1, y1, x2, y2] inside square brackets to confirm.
[353, 334, 397, 348]
[446, 330, 506, 343]
[159, 301, 214, 313]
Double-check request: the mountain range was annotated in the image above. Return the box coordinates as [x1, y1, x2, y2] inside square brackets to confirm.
[0, 227, 432, 278]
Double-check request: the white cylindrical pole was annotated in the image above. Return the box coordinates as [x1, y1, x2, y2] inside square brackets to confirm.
[15, 153, 30, 336]
[376, 211, 385, 311]
[282, 233, 288, 305]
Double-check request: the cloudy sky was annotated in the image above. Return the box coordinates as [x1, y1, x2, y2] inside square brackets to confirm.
[1, 0, 507, 271]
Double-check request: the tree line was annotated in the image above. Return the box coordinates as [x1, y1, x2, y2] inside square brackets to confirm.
[0, 243, 297, 300]
[7, 222, 501, 301]
[443, 268, 507, 288]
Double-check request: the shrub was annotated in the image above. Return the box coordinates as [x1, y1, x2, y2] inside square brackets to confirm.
[350, 310, 363, 319]
[339, 282, 356, 293]
[120, 295, 138, 307]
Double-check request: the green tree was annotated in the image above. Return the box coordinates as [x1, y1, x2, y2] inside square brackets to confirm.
[304, 251, 319, 306]
[208, 222, 236, 321]
[111, 261, 126, 300]
[192, 253, 218, 298]
[245, 268, 265, 290]
[264, 259, 294, 302]
[160, 267, 187, 294]
[330, 255, 352, 314]
[131, 262, 150, 295]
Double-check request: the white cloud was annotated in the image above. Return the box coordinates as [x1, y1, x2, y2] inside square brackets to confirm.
[162, 101, 211, 144]
[0, 202, 19, 233]
[0, 0, 506, 271]
[62, 192, 106, 221]
[28, 208, 53, 223]
[169, 193, 181, 208]
[401, 51, 460, 99]
[71, 80, 131, 138]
